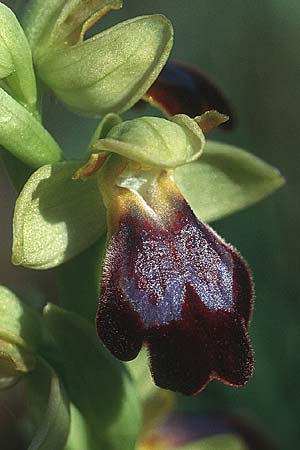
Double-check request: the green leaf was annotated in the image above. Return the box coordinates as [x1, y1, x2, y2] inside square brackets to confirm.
[0, 286, 42, 387]
[13, 161, 106, 270]
[127, 349, 175, 433]
[174, 140, 285, 222]
[93, 114, 205, 168]
[23, 0, 122, 51]
[26, 359, 70, 450]
[43, 304, 142, 450]
[64, 404, 92, 450]
[36, 15, 173, 116]
[0, 3, 37, 112]
[0, 88, 62, 167]
[177, 434, 248, 450]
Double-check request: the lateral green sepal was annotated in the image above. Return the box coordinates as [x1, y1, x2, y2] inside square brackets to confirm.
[12, 161, 106, 269]
[174, 140, 285, 222]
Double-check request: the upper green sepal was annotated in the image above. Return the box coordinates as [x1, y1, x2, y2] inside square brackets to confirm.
[0, 286, 42, 388]
[0, 88, 62, 168]
[174, 140, 285, 222]
[12, 161, 106, 269]
[34, 15, 173, 116]
[43, 304, 142, 450]
[93, 114, 205, 168]
[0, 3, 37, 112]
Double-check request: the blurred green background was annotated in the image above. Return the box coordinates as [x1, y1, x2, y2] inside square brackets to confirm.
[2, 1, 299, 449]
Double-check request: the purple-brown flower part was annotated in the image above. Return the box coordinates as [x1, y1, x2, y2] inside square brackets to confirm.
[143, 60, 235, 129]
[96, 174, 253, 395]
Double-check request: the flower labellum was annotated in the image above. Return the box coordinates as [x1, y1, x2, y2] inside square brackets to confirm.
[96, 167, 254, 395]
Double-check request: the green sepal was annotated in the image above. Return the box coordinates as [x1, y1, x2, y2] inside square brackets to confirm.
[174, 140, 285, 222]
[0, 88, 62, 167]
[35, 15, 173, 116]
[0, 286, 42, 387]
[23, 0, 122, 51]
[93, 114, 205, 168]
[0, 3, 37, 112]
[176, 434, 248, 450]
[12, 161, 106, 270]
[43, 304, 142, 450]
[26, 358, 70, 450]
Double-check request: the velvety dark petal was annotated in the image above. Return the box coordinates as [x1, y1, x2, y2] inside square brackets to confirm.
[96, 178, 254, 395]
[96, 226, 144, 361]
[143, 60, 235, 129]
[96, 288, 143, 361]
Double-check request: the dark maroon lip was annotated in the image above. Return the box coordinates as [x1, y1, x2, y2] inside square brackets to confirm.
[96, 178, 253, 395]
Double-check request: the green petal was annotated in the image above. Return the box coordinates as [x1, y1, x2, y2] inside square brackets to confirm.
[0, 88, 62, 167]
[44, 304, 142, 450]
[12, 161, 106, 270]
[176, 434, 248, 450]
[0, 3, 37, 112]
[26, 359, 70, 450]
[36, 15, 173, 116]
[94, 114, 205, 168]
[174, 140, 285, 222]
